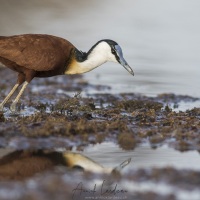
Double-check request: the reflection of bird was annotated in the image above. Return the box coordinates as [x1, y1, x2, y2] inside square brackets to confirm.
[0, 150, 131, 180]
[0, 34, 134, 112]
[64, 152, 131, 174]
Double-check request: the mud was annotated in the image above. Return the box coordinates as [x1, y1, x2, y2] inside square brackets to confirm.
[0, 166, 199, 200]
[0, 68, 200, 151]
[0, 67, 200, 200]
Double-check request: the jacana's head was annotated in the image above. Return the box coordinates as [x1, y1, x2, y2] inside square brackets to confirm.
[87, 39, 134, 76]
[68, 39, 134, 75]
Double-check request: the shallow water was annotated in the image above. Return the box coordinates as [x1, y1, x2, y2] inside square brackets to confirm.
[0, 144, 200, 200]
[0, 0, 200, 97]
[1, 142, 200, 172]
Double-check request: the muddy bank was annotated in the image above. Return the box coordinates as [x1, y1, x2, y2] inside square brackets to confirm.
[0, 68, 200, 151]
[0, 67, 200, 200]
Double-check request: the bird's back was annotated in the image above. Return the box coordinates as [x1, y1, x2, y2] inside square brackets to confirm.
[0, 34, 75, 73]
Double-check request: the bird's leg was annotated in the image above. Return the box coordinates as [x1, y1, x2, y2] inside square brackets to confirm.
[0, 83, 20, 111]
[10, 81, 29, 112]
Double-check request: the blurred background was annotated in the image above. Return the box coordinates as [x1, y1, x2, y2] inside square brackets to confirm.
[0, 0, 200, 97]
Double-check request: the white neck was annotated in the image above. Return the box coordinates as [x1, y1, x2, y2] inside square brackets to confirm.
[66, 42, 117, 74]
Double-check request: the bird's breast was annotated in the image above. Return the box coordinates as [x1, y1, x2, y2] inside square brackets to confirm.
[65, 59, 85, 74]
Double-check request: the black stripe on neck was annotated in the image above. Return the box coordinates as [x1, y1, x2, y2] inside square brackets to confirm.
[74, 49, 88, 62]
[75, 39, 118, 62]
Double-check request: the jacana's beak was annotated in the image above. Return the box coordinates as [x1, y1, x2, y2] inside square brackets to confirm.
[115, 45, 134, 76]
[119, 56, 134, 76]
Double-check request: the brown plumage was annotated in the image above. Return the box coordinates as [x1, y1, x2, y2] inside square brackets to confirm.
[0, 150, 67, 180]
[0, 34, 75, 80]
[0, 34, 134, 112]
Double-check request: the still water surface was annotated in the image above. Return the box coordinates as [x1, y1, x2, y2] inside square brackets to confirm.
[81, 142, 200, 171]
[0, 142, 199, 171]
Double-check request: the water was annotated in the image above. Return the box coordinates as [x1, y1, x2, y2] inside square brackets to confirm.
[1, 142, 200, 172]
[0, 0, 200, 97]
[0, 143, 200, 200]
[81, 143, 200, 200]
[80, 142, 200, 171]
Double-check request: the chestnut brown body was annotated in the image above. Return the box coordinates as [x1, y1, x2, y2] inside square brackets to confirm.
[0, 34, 75, 84]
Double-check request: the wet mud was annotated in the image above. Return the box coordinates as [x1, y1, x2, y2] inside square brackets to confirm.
[0, 68, 199, 152]
[0, 67, 200, 200]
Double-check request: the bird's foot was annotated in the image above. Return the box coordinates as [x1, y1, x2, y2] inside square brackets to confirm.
[10, 102, 17, 113]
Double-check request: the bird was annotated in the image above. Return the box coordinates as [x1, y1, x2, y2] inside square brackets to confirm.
[0, 34, 134, 112]
[0, 149, 131, 180]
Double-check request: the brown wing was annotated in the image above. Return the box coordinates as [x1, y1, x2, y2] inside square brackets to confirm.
[0, 150, 66, 180]
[0, 34, 75, 71]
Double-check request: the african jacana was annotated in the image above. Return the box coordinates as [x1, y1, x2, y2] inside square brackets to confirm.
[0, 34, 134, 112]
